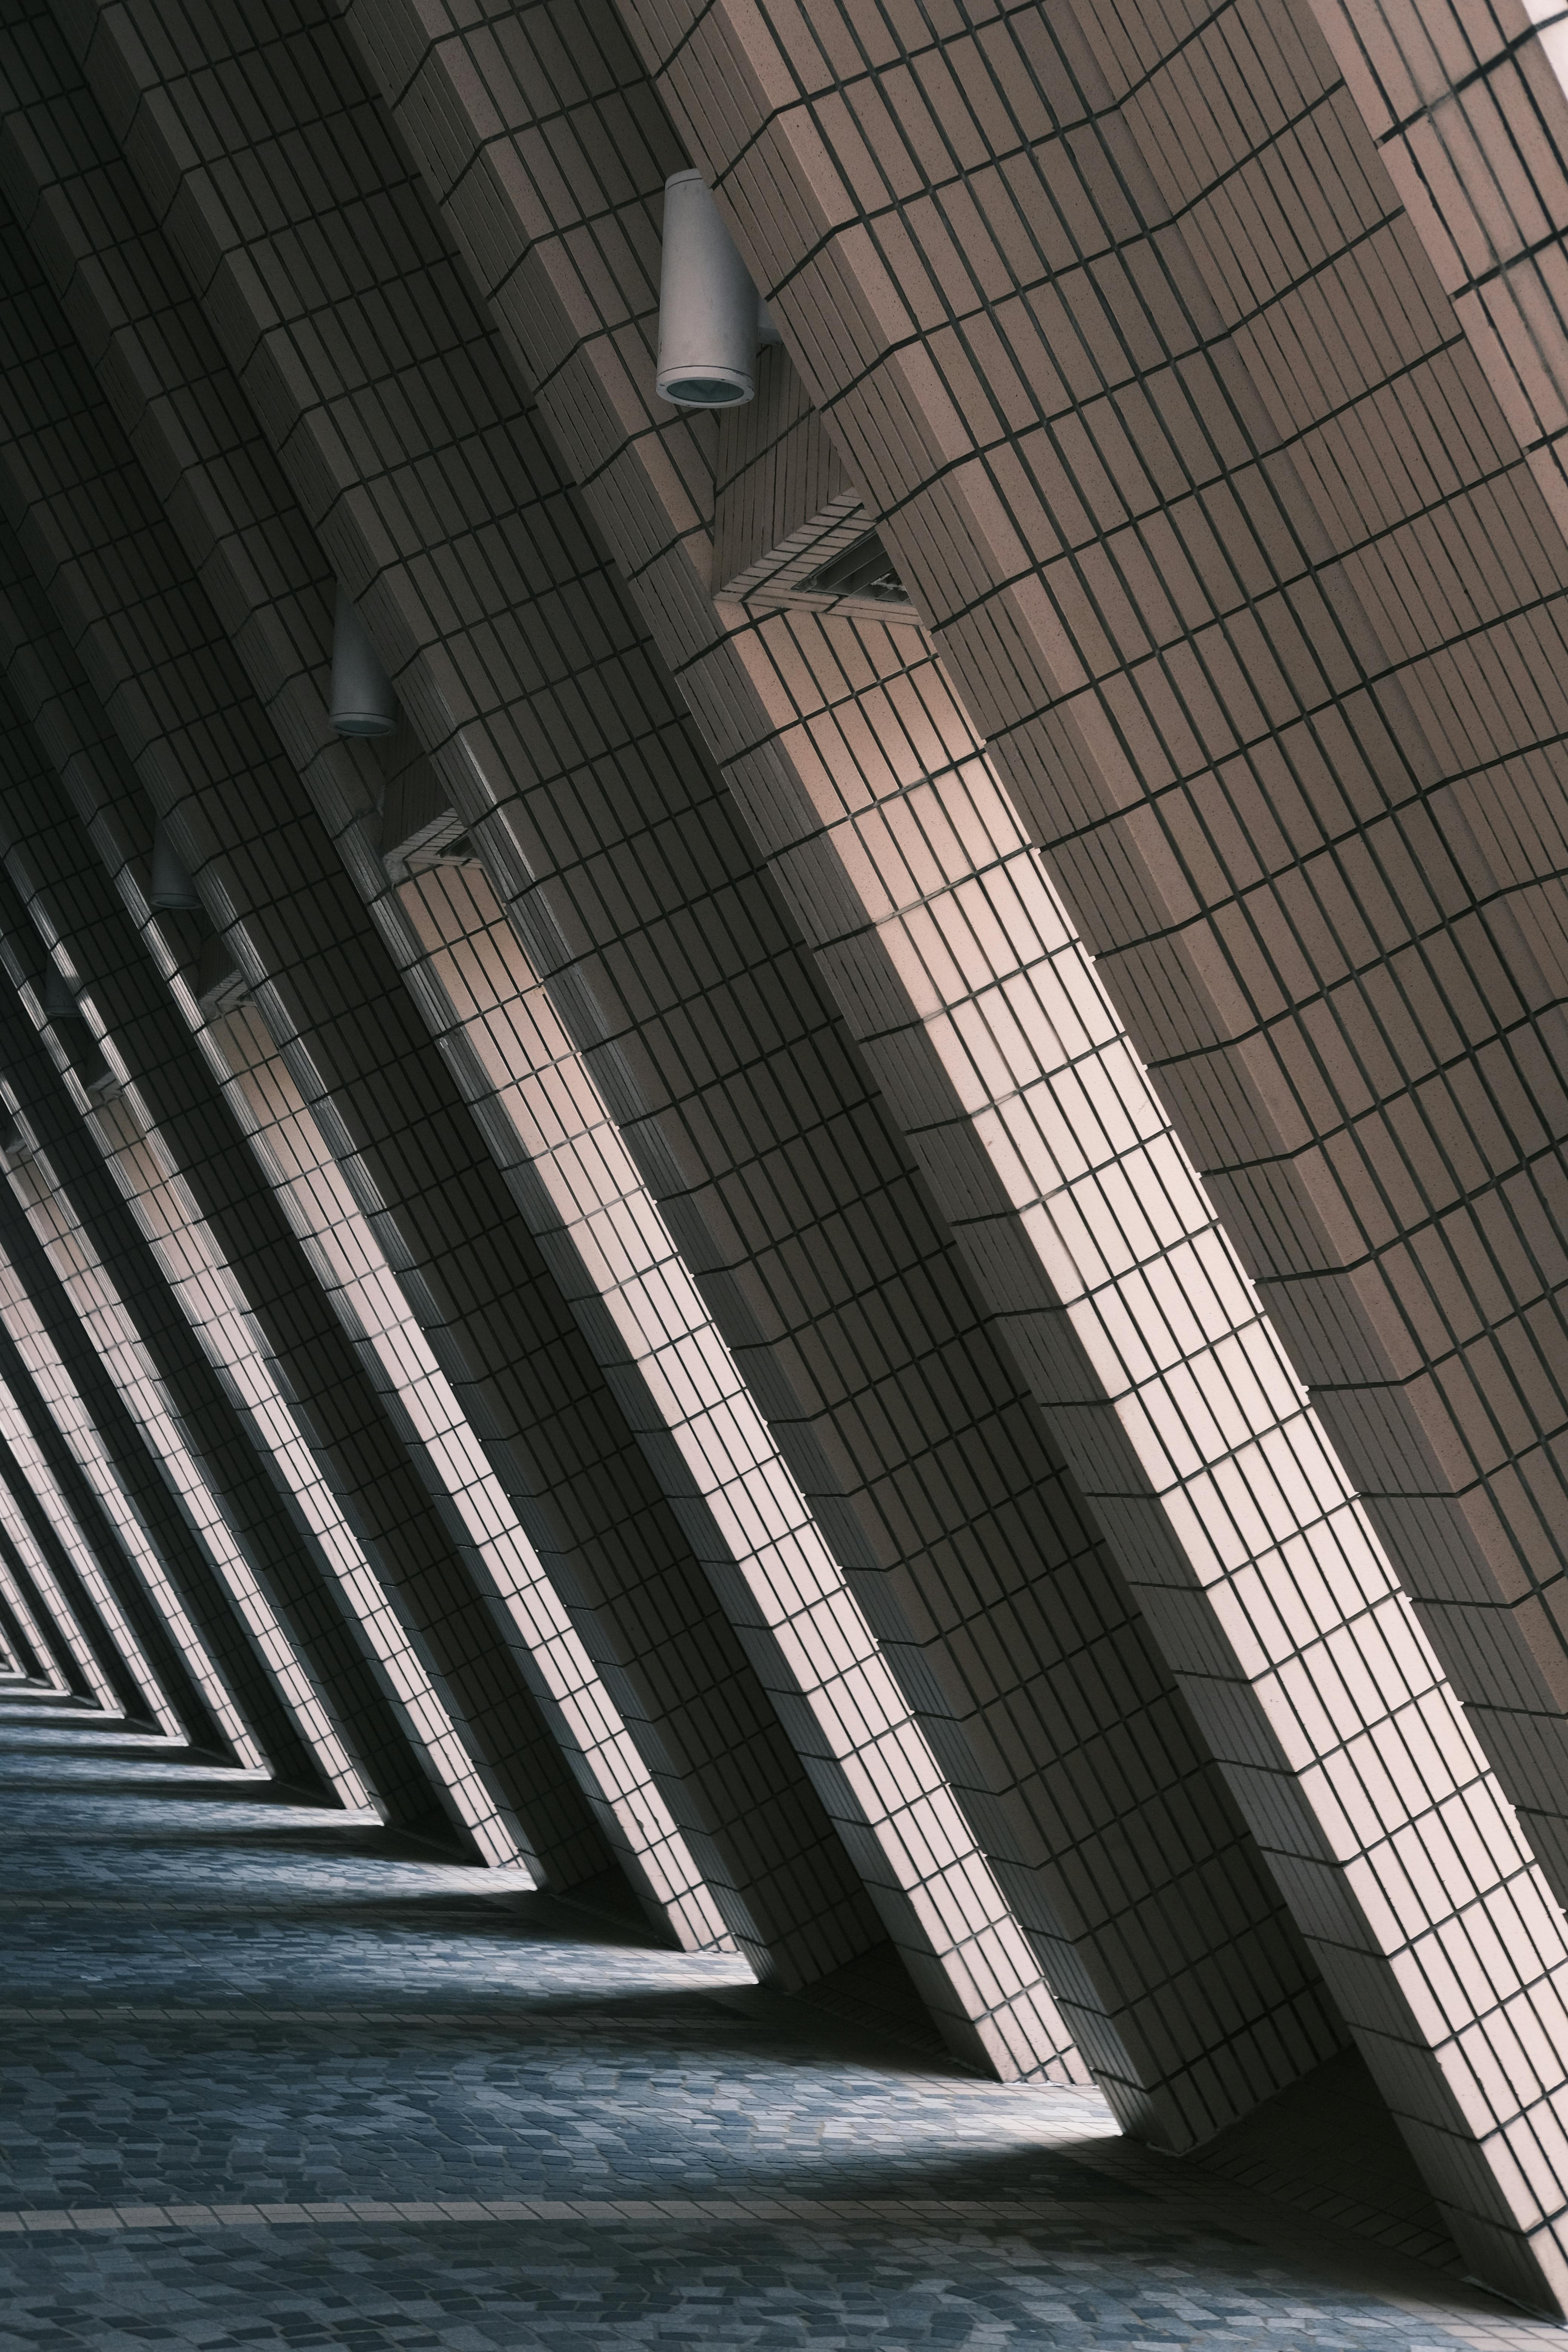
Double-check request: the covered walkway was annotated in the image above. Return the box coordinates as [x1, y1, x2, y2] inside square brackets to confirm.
[0, 1680, 1548, 2351]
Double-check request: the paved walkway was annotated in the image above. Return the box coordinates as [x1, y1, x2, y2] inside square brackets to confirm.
[0, 1681, 1558, 2349]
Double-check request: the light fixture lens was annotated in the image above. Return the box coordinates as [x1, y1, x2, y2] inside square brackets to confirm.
[661, 373, 750, 407]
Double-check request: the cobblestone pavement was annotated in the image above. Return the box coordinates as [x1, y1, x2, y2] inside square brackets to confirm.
[0, 1683, 1555, 2350]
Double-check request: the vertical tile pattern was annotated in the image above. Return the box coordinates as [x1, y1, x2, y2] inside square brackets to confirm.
[0, 8, 889, 2001]
[0, 1266, 259, 1766]
[0, 1542, 75, 1698]
[337, 0, 1568, 2301]
[626, 0, 1568, 1896]
[375, 861, 1083, 2076]
[204, 998, 731, 1946]
[48, 0, 1332, 2109]
[0, 1158, 326, 1788]
[0, 1370, 179, 1735]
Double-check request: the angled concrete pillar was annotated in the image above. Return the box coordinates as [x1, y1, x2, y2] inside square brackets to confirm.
[0, 1, 1101, 2064]
[0, 9, 1067, 2041]
[0, 984, 441, 1826]
[0, 1573, 47, 1683]
[0, 765, 603, 1876]
[90, 0, 1341, 2118]
[0, 1287, 250, 1762]
[0, 1161, 318, 1784]
[325, 0, 1568, 2303]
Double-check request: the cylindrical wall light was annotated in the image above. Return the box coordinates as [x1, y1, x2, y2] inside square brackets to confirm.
[329, 588, 398, 737]
[149, 818, 202, 912]
[656, 173, 769, 408]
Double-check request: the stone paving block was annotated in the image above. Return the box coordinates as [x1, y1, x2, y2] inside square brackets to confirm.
[0, 1688, 1552, 2349]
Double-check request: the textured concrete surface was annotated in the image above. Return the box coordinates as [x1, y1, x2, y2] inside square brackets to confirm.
[0, 1684, 1555, 2349]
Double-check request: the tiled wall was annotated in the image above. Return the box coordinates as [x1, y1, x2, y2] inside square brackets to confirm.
[0, 1, 899, 2009]
[377, 859, 1083, 2078]
[347, 0, 1568, 2296]
[0, 1175, 259, 1767]
[206, 994, 733, 1940]
[632, 0, 1568, 1873]
[0, 1071, 331, 1788]
[0, 0, 1565, 2310]
[0, 980, 432, 1823]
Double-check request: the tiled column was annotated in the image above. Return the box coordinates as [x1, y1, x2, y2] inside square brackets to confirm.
[0, 714, 621, 1882]
[204, 1001, 737, 1950]
[0, 1369, 177, 1735]
[618, 0, 1568, 1899]
[0, 1251, 256, 1765]
[0, 994, 441, 1825]
[47, 0, 1331, 2106]
[364, 862, 1081, 2072]
[0, 44, 889, 2001]
[0, 1152, 318, 1785]
[336, 0, 1568, 2300]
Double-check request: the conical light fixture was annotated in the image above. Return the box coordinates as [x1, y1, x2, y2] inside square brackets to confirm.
[150, 818, 202, 912]
[656, 173, 774, 409]
[330, 588, 398, 737]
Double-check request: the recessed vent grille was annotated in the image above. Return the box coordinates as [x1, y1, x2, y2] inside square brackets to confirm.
[799, 530, 910, 605]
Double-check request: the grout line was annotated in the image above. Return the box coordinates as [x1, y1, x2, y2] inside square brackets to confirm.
[0, 2194, 1153, 2235]
[0, 2001, 782, 2030]
[0, 2191, 1555, 2342]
